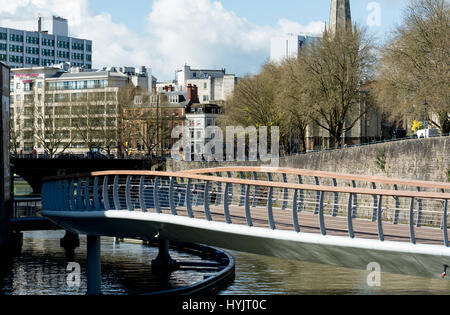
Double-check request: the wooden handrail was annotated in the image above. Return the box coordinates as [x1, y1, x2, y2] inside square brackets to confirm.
[183, 167, 450, 191]
[42, 170, 450, 201]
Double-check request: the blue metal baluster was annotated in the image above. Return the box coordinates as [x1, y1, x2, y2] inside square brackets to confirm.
[393, 185, 400, 224]
[239, 172, 245, 207]
[292, 189, 300, 233]
[443, 199, 448, 248]
[267, 186, 275, 230]
[252, 172, 259, 207]
[204, 181, 212, 221]
[371, 183, 378, 222]
[102, 176, 111, 211]
[85, 177, 93, 211]
[93, 177, 101, 211]
[215, 172, 222, 206]
[154, 177, 161, 214]
[347, 194, 355, 239]
[186, 178, 194, 218]
[332, 178, 339, 217]
[352, 180, 358, 218]
[139, 176, 147, 213]
[245, 185, 253, 227]
[319, 191, 326, 236]
[409, 197, 416, 244]
[169, 177, 177, 216]
[69, 179, 76, 211]
[282, 173, 288, 210]
[378, 195, 384, 242]
[125, 176, 134, 211]
[416, 187, 423, 228]
[224, 182, 232, 224]
[113, 175, 121, 210]
[76, 178, 83, 211]
[298, 175, 304, 213]
[178, 178, 186, 207]
[314, 177, 320, 215]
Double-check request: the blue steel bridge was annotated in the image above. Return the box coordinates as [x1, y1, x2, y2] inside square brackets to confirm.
[40, 167, 450, 294]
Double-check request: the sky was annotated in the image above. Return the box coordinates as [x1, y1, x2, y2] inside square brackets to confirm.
[0, 0, 409, 81]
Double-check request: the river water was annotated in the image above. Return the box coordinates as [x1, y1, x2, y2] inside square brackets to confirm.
[1, 231, 449, 295]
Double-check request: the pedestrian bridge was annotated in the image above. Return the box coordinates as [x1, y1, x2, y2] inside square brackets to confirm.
[42, 167, 450, 283]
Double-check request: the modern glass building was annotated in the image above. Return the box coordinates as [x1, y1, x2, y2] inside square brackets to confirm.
[0, 16, 92, 70]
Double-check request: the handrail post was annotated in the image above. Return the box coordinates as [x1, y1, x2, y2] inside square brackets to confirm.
[282, 173, 288, 210]
[186, 179, 194, 218]
[252, 172, 259, 208]
[224, 182, 232, 224]
[314, 177, 320, 215]
[169, 177, 177, 216]
[239, 172, 245, 207]
[347, 194, 355, 239]
[93, 177, 101, 211]
[332, 178, 339, 217]
[204, 181, 212, 221]
[351, 180, 358, 218]
[76, 178, 83, 211]
[267, 186, 275, 230]
[215, 172, 222, 206]
[125, 176, 134, 211]
[69, 179, 76, 211]
[245, 185, 253, 227]
[85, 177, 92, 211]
[416, 187, 423, 228]
[377, 195, 384, 242]
[298, 175, 304, 213]
[319, 191, 326, 236]
[292, 189, 300, 233]
[393, 185, 400, 224]
[371, 183, 378, 222]
[409, 197, 416, 244]
[113, 175, 121, 210]
[443, 199, 448, 247]
[139, 176, 147, 213]
[102, 176, 110, 211]
[154, 177, 161, 214]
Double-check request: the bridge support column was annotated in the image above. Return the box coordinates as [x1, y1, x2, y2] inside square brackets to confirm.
[152, 239, 178, 272]
[86, 235, 102, 296]
[60, 231, 80, 249]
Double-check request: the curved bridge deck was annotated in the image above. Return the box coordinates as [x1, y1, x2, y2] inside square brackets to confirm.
[42, 167, 450, 281]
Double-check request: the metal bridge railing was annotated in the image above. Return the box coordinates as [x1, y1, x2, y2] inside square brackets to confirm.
[13, 197, 42, 219]
[42, 169, 450, 248]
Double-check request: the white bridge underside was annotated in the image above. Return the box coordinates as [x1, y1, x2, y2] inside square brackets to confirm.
[43, 210, 450, 281]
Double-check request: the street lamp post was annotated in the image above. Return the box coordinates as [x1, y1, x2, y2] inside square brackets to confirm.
[424, 100, 429, 129]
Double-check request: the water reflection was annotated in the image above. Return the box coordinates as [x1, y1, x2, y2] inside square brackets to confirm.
[1, 231, 449, 295]
[0, 231, 217, 295]
[222, 251, 450, 295]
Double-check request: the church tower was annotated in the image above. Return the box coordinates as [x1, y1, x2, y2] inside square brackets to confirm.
[329, 0, 352, 34]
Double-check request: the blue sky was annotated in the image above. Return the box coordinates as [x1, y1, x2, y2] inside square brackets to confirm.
[89, 0, 408, 38]
[0, 0, 410, 80]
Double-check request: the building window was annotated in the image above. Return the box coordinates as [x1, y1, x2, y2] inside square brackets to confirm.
[202, 95, 209, 102]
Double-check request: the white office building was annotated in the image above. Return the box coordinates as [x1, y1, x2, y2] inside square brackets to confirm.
[156, 65, 237, 104]
[270, 34, 320, 63]
[0, 16, 93, 70]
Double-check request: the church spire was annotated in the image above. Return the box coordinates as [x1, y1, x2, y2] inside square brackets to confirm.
[329, 0, 352, 34]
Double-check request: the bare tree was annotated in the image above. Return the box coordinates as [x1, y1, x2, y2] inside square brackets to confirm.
[376, 0, 450, 133]
[299, 25, 376, 147]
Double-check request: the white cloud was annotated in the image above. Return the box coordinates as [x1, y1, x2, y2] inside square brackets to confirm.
[0, 0, 324, 80]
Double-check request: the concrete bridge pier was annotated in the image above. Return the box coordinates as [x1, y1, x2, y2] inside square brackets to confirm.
[60, 231, 80, 249]
[151, 239, 178, 272]
[86, 235, 102, 296]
